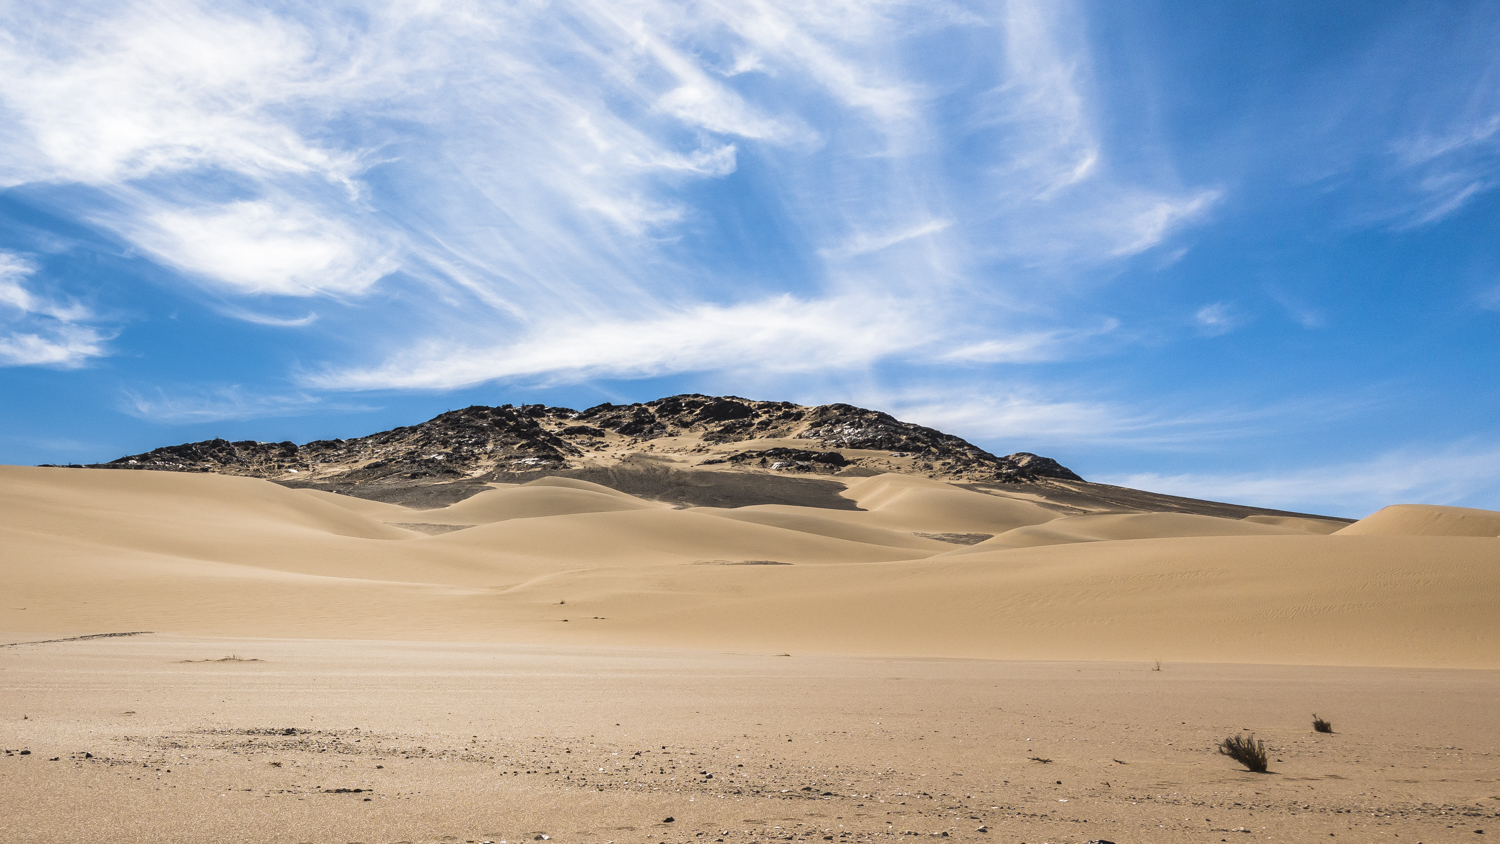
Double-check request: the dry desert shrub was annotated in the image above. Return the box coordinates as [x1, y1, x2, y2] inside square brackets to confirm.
[1313, 715, 1333, 733]
[1219, 733, 1269, 772]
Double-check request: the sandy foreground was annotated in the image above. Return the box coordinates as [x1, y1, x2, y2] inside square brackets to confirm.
[2, 466, 1498, 841]
[3, 635, 1499, 844]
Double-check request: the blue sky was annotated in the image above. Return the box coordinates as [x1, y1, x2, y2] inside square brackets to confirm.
[1, 0, 1497, 518]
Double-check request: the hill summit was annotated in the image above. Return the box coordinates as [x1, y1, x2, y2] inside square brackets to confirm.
[96, 395, 1082, 491]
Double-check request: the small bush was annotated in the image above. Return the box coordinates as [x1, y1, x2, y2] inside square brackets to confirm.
[1219, 733, 1269, 772]
[1312, 715, 1333, 733]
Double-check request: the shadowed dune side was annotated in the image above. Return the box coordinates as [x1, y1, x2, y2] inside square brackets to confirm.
[294, 488, 426, 521]
[689, 507, 957, 552]
[405, 484, 664, 526]
[1240, 514, 1349, 534]
[936, 512, 1309, 554]
[1335, 503, 1500, 537]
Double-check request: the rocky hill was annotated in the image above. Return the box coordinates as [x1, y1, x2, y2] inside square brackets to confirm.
[87, 395, 1082, 489]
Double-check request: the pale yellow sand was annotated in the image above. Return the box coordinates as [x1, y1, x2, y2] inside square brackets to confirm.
[4, 465, 1500, 842]
[1335, 502, 1500, 536]
[1, 636, 1497, 844]
[2, 466, 1497, 668]
[937, 511, 1305, 552]
[1241, 513, 1349, 534]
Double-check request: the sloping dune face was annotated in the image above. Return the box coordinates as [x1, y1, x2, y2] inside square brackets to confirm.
[1335, 504, 1500, 537]
[407, 483, 663, 526]
[838, 473, 1060, 533]
[3, 466, 1498, 668]
[938, 512, 1305, 554]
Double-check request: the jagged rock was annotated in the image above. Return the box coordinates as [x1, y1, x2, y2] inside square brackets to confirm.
[724, 448, 848, 470]
[91, 394, 1082, 487]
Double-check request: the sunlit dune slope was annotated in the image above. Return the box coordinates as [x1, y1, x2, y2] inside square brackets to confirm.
[937, 512, 1306, 554]
[835, 473, 1061, 533]
[407, 483, 663, 526]
[542, 534, 1500, 667]
[427, 507, 936, 564]
[3, 466, 1497, 667]
[1335, 503, 1500, 537]
[0, 465, 414, 544]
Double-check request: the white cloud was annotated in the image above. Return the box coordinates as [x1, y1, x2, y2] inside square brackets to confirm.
[0, 0, 1220, 379]
[118, 385, 364, 423]
[0, 251, 109, 367]
[863, 383, 1388, 453]
[121, 199, 395, 297]
[0, 3, 360, 189]
[307, 294, 930, 391]
[1389, 111, 1500, 227]
[939, 319, 1118, 364]
[956, 0, 1219, 266]
[0, 326, 109, 367]
[1193, 302, 1240, 336]
[819, 219, 951, 260]
[1104, 190, 1220, 257]
[1102, 442, 1500, 518]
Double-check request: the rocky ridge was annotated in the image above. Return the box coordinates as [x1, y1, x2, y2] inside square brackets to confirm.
[85, 395, 1082, 487]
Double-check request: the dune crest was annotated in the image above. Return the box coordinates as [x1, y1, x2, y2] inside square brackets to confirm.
[1335, 503, 1500, 537]
[4, 465, 1497, 668]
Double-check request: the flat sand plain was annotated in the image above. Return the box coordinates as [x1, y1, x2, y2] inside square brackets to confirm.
[2, 466, 1498, 842]
[3, 636, 1498, 844]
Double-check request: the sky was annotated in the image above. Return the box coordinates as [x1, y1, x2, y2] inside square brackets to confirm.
[1, 0, 1497, 519]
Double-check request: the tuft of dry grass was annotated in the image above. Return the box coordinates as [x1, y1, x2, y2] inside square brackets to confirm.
[1313, 714, 1333, 733]
[1219, 733, 1269, 772]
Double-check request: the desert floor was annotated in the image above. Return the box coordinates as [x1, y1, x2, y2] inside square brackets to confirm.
[3, 635, 1498, 844]
[3, 466, 1498, 842]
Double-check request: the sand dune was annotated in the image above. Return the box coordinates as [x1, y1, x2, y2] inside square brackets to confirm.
[838, 474, 1061, 533]
[0, 465, 414, 544]
[405, 483, 663, 526]
[1241, 513, 1349, 533]
[938, 511, 1307, 554]
[1335, 503, 1500, 537]
[3, 466, 1498, 668]
[295, 487, 427, 520]
[428, 506, 935, 565]
[690, 506, 956, 551]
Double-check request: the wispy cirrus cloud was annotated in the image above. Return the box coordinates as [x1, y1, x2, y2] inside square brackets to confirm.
[0, 0, 1218, 391]
[306, 294, 932, 391]
[939, 319, 1119, 364]
[1103, 442, 1500, 518]
[1393, 112, 1500, 227]
[865, 383, 1389, 453]
[119, 384, 372, 423]
[1193, 302, 1241, 337]
[0, 251, 110, 367]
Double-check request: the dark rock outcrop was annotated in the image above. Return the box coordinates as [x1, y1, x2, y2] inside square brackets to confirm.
[90, 394, 1082, 487]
